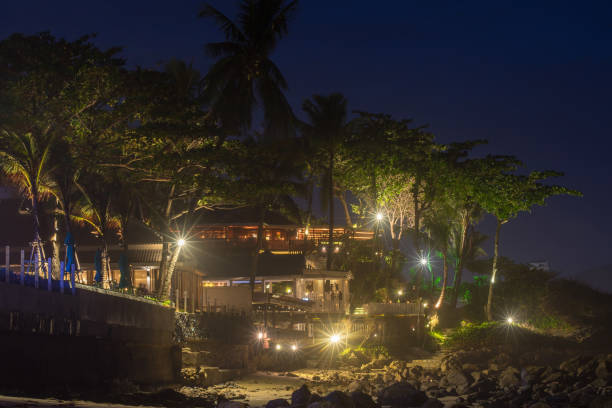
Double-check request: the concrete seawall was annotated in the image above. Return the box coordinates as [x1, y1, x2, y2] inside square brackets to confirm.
[0, 283, 179, 387]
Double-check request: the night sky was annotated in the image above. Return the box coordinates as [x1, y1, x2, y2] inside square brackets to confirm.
[2, 1, 611, 288]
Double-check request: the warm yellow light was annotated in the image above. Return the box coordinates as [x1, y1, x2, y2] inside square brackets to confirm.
[334, 246, 340, 253]
[275, 344, 282, 350]
[506, 317, 514, 324]
[177, 238, 186, 247]
[330, 334, 341, 344]
[321, 246, 327, 253]
[397, 290, 403, 296]
[420, 258, 428, 266]
[257, 332, 264, 340]
[376, 212, 383, 221]
[286, 287, 292, 294]
[291, 344, 297, 351]
[423, 302, 428, 308]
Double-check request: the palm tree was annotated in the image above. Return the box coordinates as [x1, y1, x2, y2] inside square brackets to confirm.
[302, 93, 348, 270]
[199, 0, 298, 137]
[73, 173, 119, 289]
[0, 130, 55, 276]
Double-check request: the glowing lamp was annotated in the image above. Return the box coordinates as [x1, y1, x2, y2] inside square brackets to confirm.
[291, 344, 298, 351]
[376, 212, 383, 221]
[506, 317, 514, 324]
[329, 334, 340, 344]
[257, 332, 264, 340]
[275, 344, 282, 350]
[397, 290, 403, 296]
[177, 238, 186, 247]
[420, 258, 428, 266]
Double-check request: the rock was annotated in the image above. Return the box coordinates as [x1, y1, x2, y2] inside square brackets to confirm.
[409, 365, 424, 378]
[349, 391, 376, 408]
[218, 401, 247, 408]
[499, 367, 520, 388]
[527, 403, 550, 408]
[440, 355, 462, 373]
[597, 361, 611, 380]
[462, 363, 479, 372]
[306, 402, 333, 408]
[589, 395, 612, 408]
[541, 371, 562, 384]
[377, 382, 427, 407]
[266, 399, 290, 408]
[445, 369, 470, 393]
[324, 391, 354, 408]
[292, 384, 312, 407]
[347, 381, 367, 393]
[182, 349, 199, 367]
[422, 398, 444, 408]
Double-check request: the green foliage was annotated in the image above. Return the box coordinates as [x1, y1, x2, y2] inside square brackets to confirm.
[444, 321, 502, 349]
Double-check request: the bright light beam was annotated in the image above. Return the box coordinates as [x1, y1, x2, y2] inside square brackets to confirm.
[177, 238, 186, 247]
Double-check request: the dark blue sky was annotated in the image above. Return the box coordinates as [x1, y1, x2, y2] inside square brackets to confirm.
[2, 1, 611, 283]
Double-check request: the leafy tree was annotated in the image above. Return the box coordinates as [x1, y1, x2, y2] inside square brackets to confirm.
[229, 135, 305, 296]
[199, 0, 298, 137]
[0, 32, 123, 277]
[478, 170, 581, 320]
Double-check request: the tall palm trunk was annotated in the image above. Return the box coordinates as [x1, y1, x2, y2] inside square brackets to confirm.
[101, 240, 110, 289]
[388, 236, 400, 295]
[250, 205, 265, 298]
[159, 243, 181, 300]
[338, 192, 352, 228]
[486, 219, 503, 321]
[30, 186, 47, 278]
[435, 249, 448, 309]
[156, 184, 175, 296]
[326, 152, 334, 270]
[450, 211, 469, 309]
[50, 199, 61, 279]
[157, 238, 169, 291]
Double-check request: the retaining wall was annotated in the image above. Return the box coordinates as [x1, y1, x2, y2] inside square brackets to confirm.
[0, 283, 179, 388]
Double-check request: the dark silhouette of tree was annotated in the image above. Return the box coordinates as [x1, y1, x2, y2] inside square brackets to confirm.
[200, 0, 298, 137]
[302, 93, 348, 270]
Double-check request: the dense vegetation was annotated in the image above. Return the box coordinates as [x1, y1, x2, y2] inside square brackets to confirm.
[0, 1, 581, 321]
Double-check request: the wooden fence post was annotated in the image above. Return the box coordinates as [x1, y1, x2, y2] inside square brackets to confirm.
[70, 264, 76, 295]
[20, 249, 24, 286]
[47, 258, 52, 291]
[60, 261, 65, 294]
[5, 245, 9, 283]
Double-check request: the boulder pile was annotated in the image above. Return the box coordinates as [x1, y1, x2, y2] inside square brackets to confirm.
[253, 351, 612, 407]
